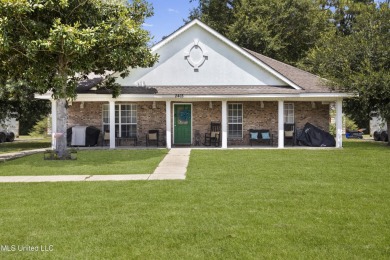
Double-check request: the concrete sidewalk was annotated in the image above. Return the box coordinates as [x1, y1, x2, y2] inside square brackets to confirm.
[149, 148, 190, 180]
[0, 148, 47, 162]
[0, 148, 190, 183]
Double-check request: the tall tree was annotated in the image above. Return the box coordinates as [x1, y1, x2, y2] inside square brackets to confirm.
[228, 0, 332, 65]
[0, 0, 158, 157]
[187, 0, 237, 36]
[318, 0, 375, 35]
[301, 3, 390, 141]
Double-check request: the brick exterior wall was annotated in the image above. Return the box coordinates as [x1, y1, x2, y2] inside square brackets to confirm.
[67, 101, 167, 145]
[229, 101, 278, 145]
[188, 101, 221, 145]
[67, 100, 330, 146]
[294, 102, 329, 131]
[137, 101, 166, 143]
[67, 102, 105, 129]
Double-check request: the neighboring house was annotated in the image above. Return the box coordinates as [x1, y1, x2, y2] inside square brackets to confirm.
[369, 112, 388, 136]
[36, 19, 350, 149]
[0, 117, 19, 137]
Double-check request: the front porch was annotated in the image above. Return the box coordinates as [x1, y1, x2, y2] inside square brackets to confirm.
[61, 99, 343, 149]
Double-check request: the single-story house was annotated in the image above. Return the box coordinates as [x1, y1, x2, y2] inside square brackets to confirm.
[37, 19, 350, 149]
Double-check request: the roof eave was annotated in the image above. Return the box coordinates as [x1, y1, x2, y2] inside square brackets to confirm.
[64, 92, 354, 102]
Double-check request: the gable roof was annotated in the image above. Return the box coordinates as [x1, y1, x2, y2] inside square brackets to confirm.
[151, 19, 303, 90]
[74, 19, 343, 97]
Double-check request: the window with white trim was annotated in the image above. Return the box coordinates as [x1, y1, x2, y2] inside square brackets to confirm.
[102, 104, 137, 137]
[284, 103, 294, 123]
[228, 103, 243, 138]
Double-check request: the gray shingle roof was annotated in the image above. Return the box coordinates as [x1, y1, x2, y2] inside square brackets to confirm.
[244, 48, 334, 93]
[77, 77, 104, 92]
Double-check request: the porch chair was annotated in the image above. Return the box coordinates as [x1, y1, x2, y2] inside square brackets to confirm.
[249, 129, 273, 146]
[103, 130, 110, 146]
[146, 129, 159, 147]
[204, 122, 221, 147]
[284, 123, 296, 146]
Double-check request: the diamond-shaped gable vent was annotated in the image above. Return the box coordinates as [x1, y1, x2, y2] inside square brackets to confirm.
[184, 39, 208, 72]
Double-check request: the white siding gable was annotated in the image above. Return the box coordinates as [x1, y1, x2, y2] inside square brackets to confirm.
[116, 22, 286, 87]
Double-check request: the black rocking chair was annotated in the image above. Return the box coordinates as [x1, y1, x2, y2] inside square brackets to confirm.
[146, 130, 159, 147]
[284, 123, 296, 146]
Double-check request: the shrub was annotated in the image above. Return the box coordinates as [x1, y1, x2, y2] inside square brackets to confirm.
[29, 117, 49, 137]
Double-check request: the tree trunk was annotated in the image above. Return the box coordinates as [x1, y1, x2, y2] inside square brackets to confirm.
[387, 121, 390, 146]
[55, 98, 68, 158]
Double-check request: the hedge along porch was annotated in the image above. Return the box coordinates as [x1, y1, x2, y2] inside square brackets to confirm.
[37, 19, 350, 149]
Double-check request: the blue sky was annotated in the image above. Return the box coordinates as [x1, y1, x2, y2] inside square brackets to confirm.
[143, 0, 198, 44]
[142, 0, 386, 44]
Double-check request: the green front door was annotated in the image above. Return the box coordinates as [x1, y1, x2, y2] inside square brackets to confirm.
[174, 104, 192, 144]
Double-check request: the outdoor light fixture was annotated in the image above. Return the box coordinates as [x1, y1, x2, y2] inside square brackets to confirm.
[209, 101, 213, 109]
[152, 101, 157, 109]
[311, 102, 316, 109]
[80, 102, 84, 109]
[260, 101, 264, 109]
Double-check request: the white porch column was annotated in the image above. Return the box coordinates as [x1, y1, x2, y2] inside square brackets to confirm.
[51, 99, 57, 149]
[166, 101, 172, 149]
[221, 100, 228, 148]
[109, 100, 115, 149]
[335, 99, 343, 148]
[278, 100, 284, 148]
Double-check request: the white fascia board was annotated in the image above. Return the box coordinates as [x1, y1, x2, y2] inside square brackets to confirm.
[173, 92, 353, 99]
[295, 93, 354, 98]
[176, 93, 353, 101]
[72, 94, 175, 102]
[34, 92, 52, 100]
[72, 92, 353, 102]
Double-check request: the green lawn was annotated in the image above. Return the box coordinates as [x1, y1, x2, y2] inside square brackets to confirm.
[0, 149, 168, 175]
[0, 140, 389, 259]
[0, 137, 51, 154]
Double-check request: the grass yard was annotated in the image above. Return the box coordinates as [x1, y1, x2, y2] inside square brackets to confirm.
[0, 140, 389, 259]
[0, 149, 168, 175]
[0, 137, 51, 154]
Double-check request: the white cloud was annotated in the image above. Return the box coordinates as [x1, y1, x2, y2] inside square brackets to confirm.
[168, 8, 179, 14]
[143, 23, 153, 27]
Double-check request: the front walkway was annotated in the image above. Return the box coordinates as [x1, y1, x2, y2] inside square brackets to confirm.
[0, 148, 190, 183]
